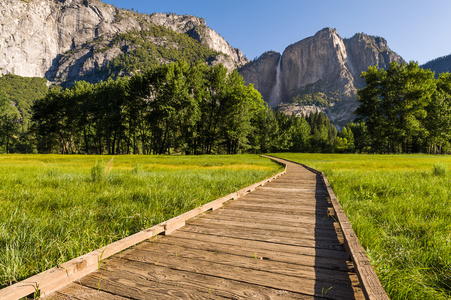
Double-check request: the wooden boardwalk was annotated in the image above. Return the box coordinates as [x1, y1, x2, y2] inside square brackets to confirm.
[45, 158, 365, 300]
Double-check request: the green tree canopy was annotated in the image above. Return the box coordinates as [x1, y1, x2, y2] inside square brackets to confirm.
[0, 90, 21, 153]
[356, 61, 436, 153]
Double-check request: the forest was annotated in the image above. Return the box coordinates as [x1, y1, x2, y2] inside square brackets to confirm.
[1, 61, 338, 155]
[0, 61, 450, 155]
[356, 61, 451, 154]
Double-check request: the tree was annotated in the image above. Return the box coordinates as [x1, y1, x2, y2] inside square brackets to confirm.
[0, 90, 20, 153]
[250, 108, 280, 153]
[220, 70, 265, 154]
[425, 73, 451, 153]
[356, 62, 436, 153]
[346, 122, 370, 153]
[290, 116, 311, 152]
[335, 127, 355, 153]
[199, 64, 228, 154]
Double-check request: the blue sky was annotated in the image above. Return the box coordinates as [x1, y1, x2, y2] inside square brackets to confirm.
[102, 0, 451, 64]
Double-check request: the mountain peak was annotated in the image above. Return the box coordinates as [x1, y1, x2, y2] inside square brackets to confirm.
[0, 0, 248, 84]
[240, 28, 403, 126]
[317, 27, 338, 34]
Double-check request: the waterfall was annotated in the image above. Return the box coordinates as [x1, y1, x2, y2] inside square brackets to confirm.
[269, 55, 282, 108]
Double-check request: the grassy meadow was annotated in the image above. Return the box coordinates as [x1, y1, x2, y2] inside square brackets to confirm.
[272, 153, 451, 300]
[0, 154, 283, 288]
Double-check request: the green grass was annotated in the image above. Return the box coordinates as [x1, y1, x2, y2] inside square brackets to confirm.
[0, 154, 282, 288]
[271, 153, 451, 300]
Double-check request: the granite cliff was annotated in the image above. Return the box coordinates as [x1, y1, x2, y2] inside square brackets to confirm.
[0, 0, 247, 85]
[239, 28, 403, 127]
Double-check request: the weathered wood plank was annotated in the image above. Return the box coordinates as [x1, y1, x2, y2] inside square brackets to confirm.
[223, 201, 330, 215]
[196, 210, 338, 230]
[127, 241, 356, 285]
[209, 207, 336, 226]
[47, 283, 128, 300]
[120, 249, 362, 300]
[258, 186, 328, 193]
[179, 225, 346, 251]
[168, 231, 350, 260]
[222, 203, 332, 217]
[188, 216, 341, 238]
[234, 196, 331, 206]
[94, 257, 316, 300]
[186, 219, 342, 241]
[79, 268, 226, 300]
[152, 236, 351, 271]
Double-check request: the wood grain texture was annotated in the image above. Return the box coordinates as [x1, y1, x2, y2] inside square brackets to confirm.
[50, 283, 129, 300]
[93, 258, 314, 300]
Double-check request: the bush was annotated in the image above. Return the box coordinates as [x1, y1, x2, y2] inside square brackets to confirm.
[432, 163, 447, 176]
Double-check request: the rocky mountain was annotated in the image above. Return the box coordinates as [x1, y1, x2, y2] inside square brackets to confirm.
[0, 0, 247, 85]
[421, 53, 451, 76]
[239, 28, 403, 127]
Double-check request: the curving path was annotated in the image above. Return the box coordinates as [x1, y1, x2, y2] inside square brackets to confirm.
[47, 158, 364, 299]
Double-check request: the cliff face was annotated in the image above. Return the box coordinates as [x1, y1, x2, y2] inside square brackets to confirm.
[240, 28, 403, 126]
[238, 51, 281, 106]
[0, 0, 247, 84]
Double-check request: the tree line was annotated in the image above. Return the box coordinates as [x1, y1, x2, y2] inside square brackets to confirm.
[0, 61, 339, 155]
[27, 61, 338, 155]
[355, 61, 451, 154]
[4, 60, 449, 155]
[32, 61, 262, 154]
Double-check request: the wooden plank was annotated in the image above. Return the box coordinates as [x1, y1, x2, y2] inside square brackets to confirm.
[179, 224, 346, 252]
[120, 249, 362, 299]
[197, 210, 338, 230]
[258, 186, 327, 193]
[47, 283, 129, 300]
[235, 195, 331, 206]
[169, 230, 350, 260]
[131, 240, 355, 283]
[186, 218, 342, 241]
[220, 204, 331, 217]
[207, 207, 337, 228]
[79, 268, 226, 300]
[92, 257, 316, 300]
[189, 216, 341, 238]
[153, 236, 350, 271]
[223, 201, 330, 215]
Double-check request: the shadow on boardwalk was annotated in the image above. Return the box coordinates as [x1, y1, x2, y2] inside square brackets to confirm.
[312, 171, 355, 298]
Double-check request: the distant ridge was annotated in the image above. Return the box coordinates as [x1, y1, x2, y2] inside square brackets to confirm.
[421, 53, 451, 76]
